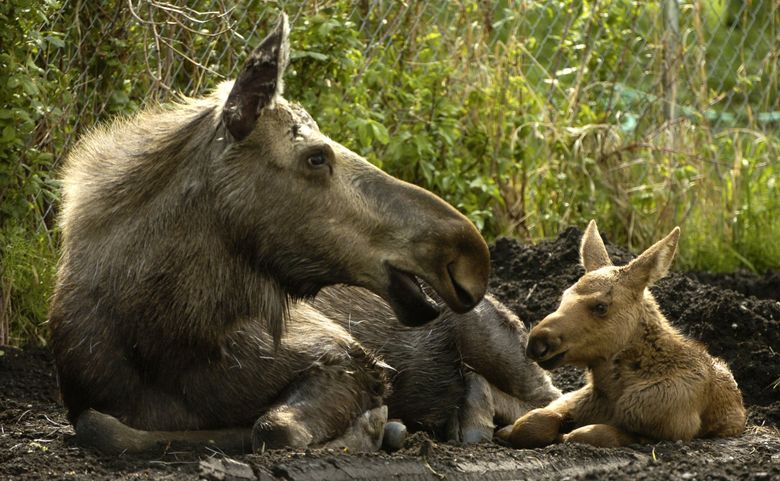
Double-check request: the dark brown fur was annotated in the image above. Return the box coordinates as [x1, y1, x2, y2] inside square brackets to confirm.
[50, 15, 490, 454]
[313, 287, 561, 442]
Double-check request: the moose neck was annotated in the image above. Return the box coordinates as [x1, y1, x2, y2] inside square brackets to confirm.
[57, 95, 289, 365]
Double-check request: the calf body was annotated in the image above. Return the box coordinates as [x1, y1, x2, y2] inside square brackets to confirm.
[50, 15, 490, 454]
[314, 287, 561, 442]
[499, 221, 746, 448]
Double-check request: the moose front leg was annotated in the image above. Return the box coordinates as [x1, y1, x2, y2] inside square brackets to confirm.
[320, 405, 388, 452]
[252, 347, 387, 451]
[453, 372, 497, 444]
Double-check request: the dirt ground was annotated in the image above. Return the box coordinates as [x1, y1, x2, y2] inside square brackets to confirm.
[2, 227, 778, 480]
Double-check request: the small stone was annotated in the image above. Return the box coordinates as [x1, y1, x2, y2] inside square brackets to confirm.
[680, 472, 695, 480]
[199, 457, 256, 481]
[382, 421, 407, 452]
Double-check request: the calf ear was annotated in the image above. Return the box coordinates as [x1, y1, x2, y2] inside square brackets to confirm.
[223, 13, 290, 140]
[623, 227, 680, 290]
[580, 220, 613, 272]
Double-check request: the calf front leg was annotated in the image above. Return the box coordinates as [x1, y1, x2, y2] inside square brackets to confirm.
[497, 384, 610, 449]
[563, 424, 639, 447]
[495, 407, 564, 448]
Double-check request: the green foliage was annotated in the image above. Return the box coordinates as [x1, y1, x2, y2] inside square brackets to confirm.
[1, 0, 64, 346]
[1, 0, 778, 346]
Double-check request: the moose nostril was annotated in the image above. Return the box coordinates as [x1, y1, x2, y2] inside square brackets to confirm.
[526, 338, 549, 360]
[447, 263, 479, 310]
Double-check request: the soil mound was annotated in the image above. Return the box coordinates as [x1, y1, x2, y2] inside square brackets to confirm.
[2, 227, 778, 480]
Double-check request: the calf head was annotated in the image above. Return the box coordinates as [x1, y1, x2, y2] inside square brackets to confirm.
[526, 220, 680, 369]
[216, 14, 489, 336]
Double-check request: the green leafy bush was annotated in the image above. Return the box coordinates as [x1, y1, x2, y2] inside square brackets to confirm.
[1, 0, 65, 345]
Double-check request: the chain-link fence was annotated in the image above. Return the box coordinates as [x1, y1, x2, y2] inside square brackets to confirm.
[31, 0, 778, 157]
[24, 0, 778, 230]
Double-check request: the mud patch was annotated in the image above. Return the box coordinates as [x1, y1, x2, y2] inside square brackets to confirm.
[2, 228, 779, 480]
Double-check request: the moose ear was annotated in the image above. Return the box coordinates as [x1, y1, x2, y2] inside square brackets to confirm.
[623, 227, 680, 290]
[223, 13, 290, 140]
[580, 220, 613, 272]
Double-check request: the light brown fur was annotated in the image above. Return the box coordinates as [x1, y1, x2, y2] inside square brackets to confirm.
[497, 220, 746, 448]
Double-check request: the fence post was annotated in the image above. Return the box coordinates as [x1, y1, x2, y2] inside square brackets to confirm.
[662, 0, 680, 133]
[0, 284, 7, 346]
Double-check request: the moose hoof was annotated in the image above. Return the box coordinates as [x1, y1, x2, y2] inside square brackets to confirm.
[563, 424, 636, 447]
[322, 405, 389, 453]
[75, 409, 151, 454]
[382, 420, 407, 452]
[251, 418, 313, 452]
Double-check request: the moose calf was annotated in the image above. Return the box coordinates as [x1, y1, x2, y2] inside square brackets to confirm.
[498, 221, 746, 448]
[314, 287, 561, 443]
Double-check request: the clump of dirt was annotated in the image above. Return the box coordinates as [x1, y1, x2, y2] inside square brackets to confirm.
[2, 227, 778, 481]
[688, 270, 780, 302]
[651, 275, 780, 406]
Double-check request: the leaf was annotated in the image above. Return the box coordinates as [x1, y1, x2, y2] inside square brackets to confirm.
[554, 66, 578, 77]
[291, 50, 329, 61]
[44, 34, 65, 49]
[369, 121, 389, 145]
[1, 125, 16, 143]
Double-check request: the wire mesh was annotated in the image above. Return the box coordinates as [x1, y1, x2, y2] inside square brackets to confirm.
[29, 0, 778, 155]
[21, 0, 780, 237]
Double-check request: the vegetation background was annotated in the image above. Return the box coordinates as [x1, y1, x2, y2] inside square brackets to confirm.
[1, 0, 778, 346]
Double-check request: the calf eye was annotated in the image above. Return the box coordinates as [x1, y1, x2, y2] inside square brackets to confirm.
[307, 152, 328, 169]
[592, 303, 609, 317]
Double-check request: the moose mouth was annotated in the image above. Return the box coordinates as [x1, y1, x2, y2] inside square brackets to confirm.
[537, 351, 567, 370]
[386, 265, 441, 326]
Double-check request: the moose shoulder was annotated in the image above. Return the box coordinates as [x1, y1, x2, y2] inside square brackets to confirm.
[50, 14, 489, 454]
[498, 221, 746, 448]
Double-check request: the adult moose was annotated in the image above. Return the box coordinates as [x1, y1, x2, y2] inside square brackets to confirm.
[498, 221, 746, 448]
[50, 14, 490, 454]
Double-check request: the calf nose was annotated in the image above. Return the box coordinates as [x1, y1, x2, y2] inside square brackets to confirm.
[526, 337, 550, 360]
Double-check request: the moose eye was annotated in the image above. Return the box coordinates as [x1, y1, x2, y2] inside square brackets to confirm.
[592, 303, 609, 317]
[306, 152, 328, 169]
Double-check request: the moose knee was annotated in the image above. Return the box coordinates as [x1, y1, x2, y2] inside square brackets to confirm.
[563, 424, 637, 447]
